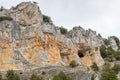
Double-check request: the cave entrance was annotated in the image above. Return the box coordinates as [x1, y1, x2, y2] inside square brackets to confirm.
[78, 51, 84, 58]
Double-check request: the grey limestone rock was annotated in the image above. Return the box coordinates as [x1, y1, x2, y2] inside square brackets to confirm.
[108, 37, 118, 51]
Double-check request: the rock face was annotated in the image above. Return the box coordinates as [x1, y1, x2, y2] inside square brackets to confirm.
[67, 27, 104, 66]
[108, 37, 118, 51]
[67, 27, 104, 48]
[5, 2, 42, 26]
[0, 2, 106, 71]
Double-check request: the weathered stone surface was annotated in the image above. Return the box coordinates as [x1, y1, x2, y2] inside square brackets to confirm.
[67, 27, 104, 48]
[41, 23, 60, 36]
[0, 2, 106, 71]
[93, 48, 104, 67]
[108, 37, 118, 51]
[86, 29, 104, 48]
[118, 72, 120, 80]
[1, 2, 120, 80]
[30, 66, 90, 80]
[9, 2, 43, 26]
[67, 26, 105, 66]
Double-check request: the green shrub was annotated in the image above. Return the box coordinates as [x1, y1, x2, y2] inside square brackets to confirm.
[100, 70, 118, 80]
[104, 39, 110, 45]
[59, 27, 68, 34]
[100, 45, 119, 61]
[102, 63, 111, 72]
[100, 63, 118, 80]
[0, 16, 13, 22]
[100, 45, 107, 58]
[90, 63, 99, 72]
[98, 33, 102, 38]
[43, 15, 51, 23]
[114, 51, 120, 60]
[30, 74, 44, 80]
[52, 71, 71, 80]
[6, 70, 20, 80]
[112, 64, 120, 74]
[69, 60, 78, 68]
[100, 46, 114, 59]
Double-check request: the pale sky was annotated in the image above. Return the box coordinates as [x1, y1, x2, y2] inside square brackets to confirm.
[0, 0, 120, 38]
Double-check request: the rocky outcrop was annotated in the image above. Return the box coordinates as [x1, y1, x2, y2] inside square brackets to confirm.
[0, 2, 106, 71]
[108, 37, 118, 51]
[66, 26, 104, 66]
[67, 26, 104, 48]
[11, 2, 42, 26]
[18, 66, 91, 80]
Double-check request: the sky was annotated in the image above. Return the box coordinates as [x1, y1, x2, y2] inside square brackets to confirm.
[0, 0, 120, 39]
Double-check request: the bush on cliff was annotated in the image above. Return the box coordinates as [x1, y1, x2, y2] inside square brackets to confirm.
[100, 70, 118, 80]
[43, 15, 51, 23]
[114, 51, 120, 60]
[52, 71, 71, 80]
[69, 60, 78, 68]
[104, 39, 110, 45]
[100, 63, 118, 80]
[6, 70, 20, 80]
[59, 27, 68, 34]
[0, 16, 13, 22]
[112, 64, 120, 74]
[90, 63, 99, 72]
[30, 74, 44, 80]
[100, 45, 107, 58]
[100, 45, 119, 61]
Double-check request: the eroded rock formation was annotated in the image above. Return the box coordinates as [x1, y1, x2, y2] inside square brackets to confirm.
[0, 2, 106, 71]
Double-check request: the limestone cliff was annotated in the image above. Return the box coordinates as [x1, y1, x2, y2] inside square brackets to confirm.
[0, 2, 106, 71]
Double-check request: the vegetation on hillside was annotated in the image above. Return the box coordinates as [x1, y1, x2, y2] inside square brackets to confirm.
[100, 70, 118, 80]
[90, 63, 99, 72]
[112, 64, 120, 74]
[30, 74, 44, 80]
[69, 60, 78, 68]
[6, 70, 20, 80]
[43, 15, 52, 23]
[52, 71, 71, 80]
[59, 27, 68, 34]
[100, 63, 119, 80]
[100, 45, 120, 61]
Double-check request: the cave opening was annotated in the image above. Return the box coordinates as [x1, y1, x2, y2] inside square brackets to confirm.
[78, 51, 84, 58]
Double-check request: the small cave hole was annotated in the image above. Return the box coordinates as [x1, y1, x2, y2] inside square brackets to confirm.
[42, 71, 46, 75]
[19, 72, 23, 74]
[78, 51, 84, 58]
